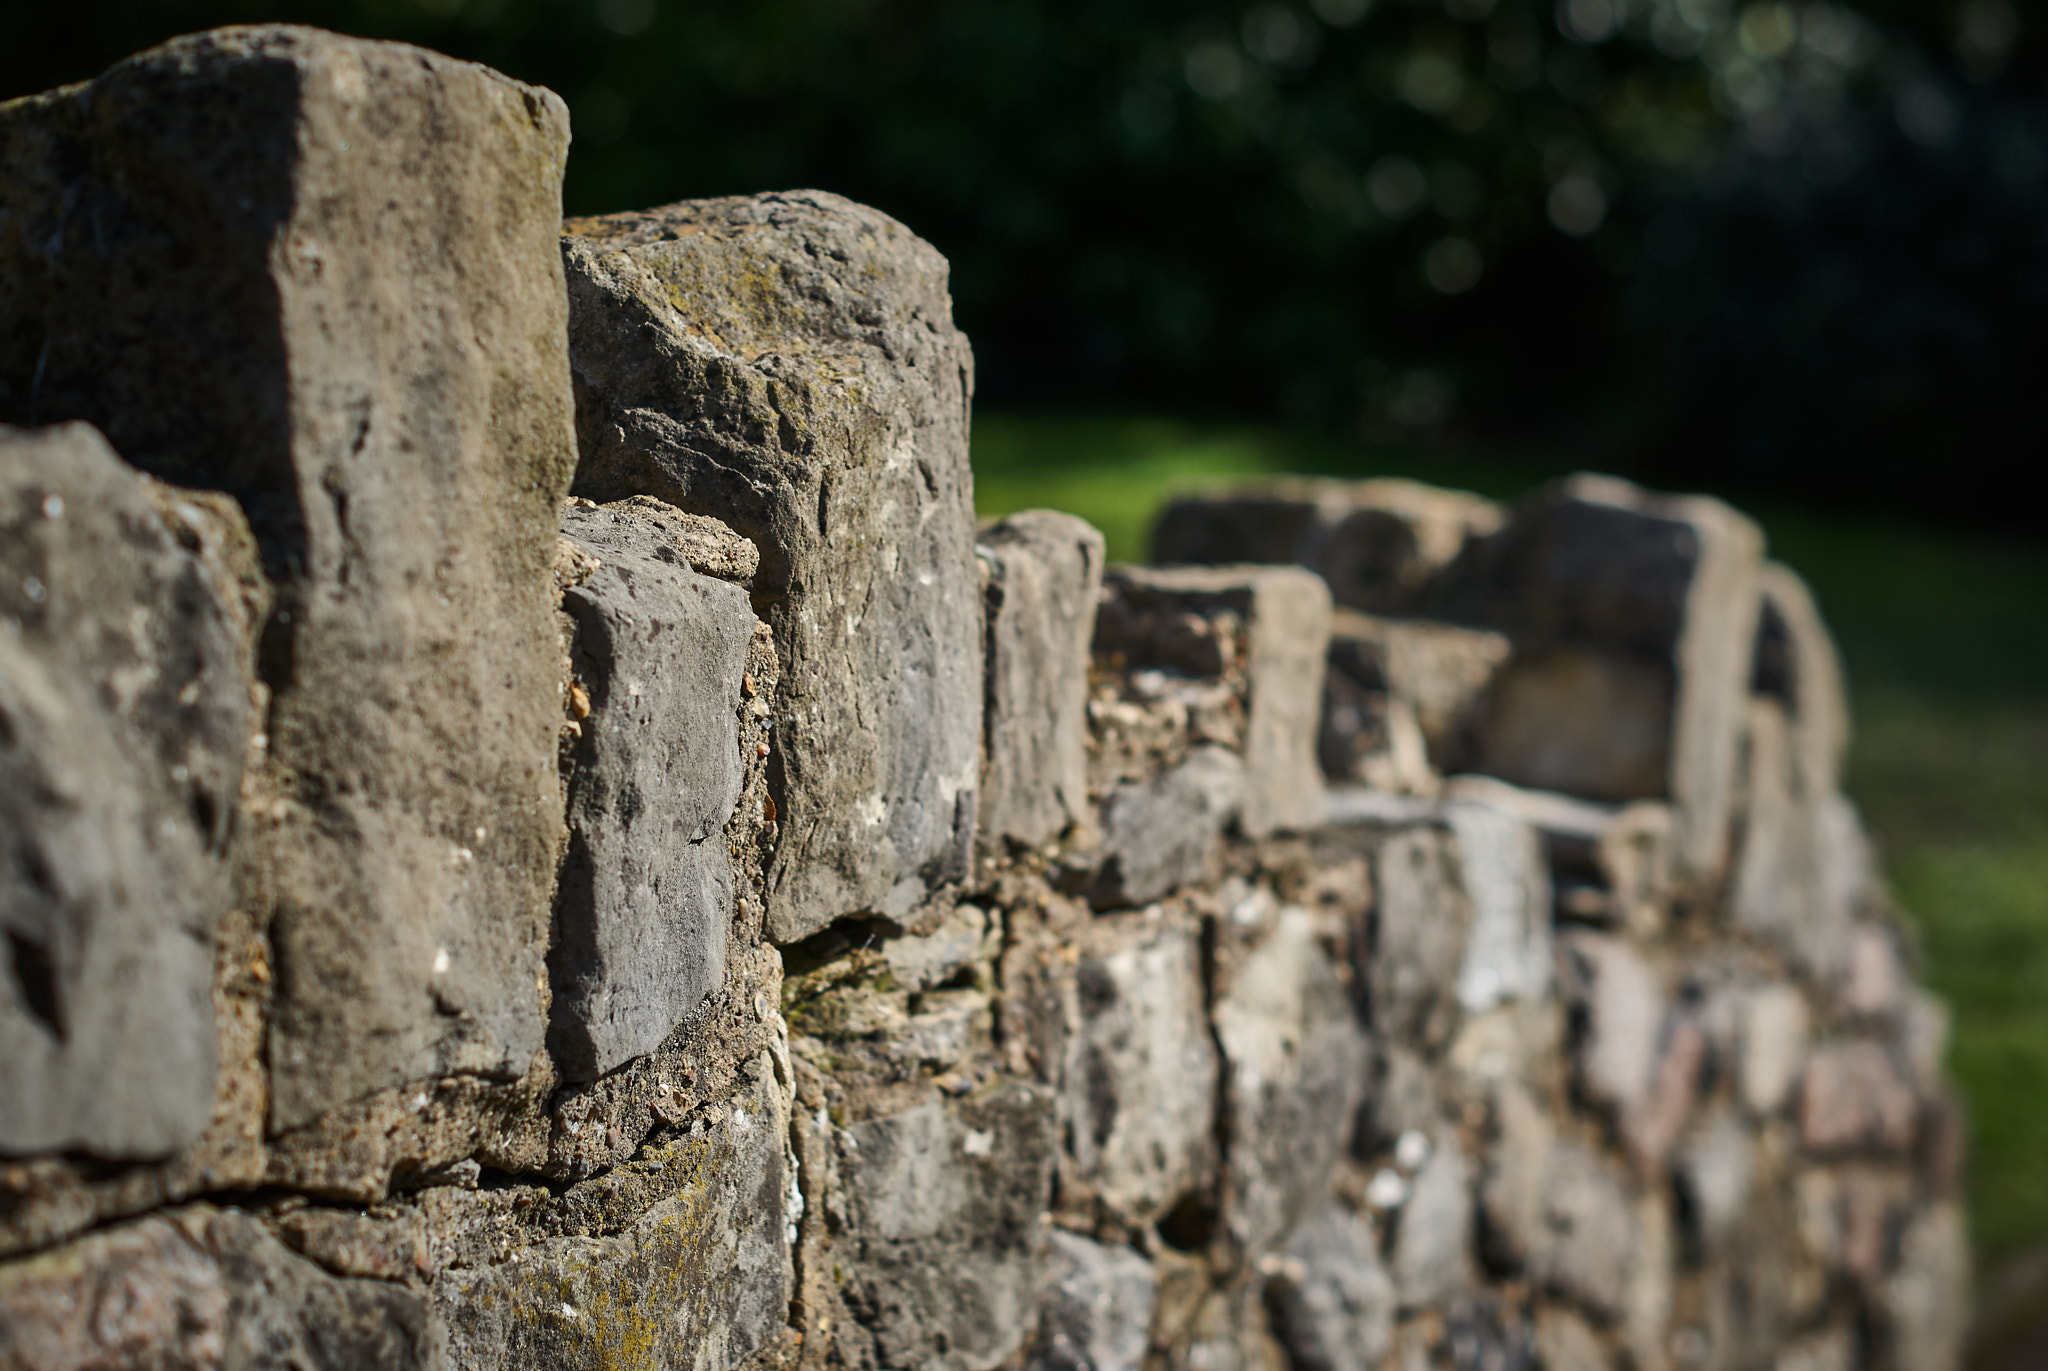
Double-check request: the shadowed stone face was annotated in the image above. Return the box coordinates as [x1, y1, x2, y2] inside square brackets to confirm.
[560, 192, 983, 945]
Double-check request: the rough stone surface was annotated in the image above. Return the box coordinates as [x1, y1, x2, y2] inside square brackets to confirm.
[980, 512, 1105, 850]
[1525, 1143, 1637, 1321]
[1269, 1202, 1397, 1371]
[1031, 1230, 1157, 1371]
[1319, 610, 1510, 790]
[1443, 801, 1552, 1014]
[2, 26, 579, 1128]
[1364, 828, 1472, 1050]
[1086, 747, 1244, 909]
[562, 191, 982, 944]
[1095, 564, 1331, 837]
[0, 1205, 438, 1371]
[1063, 917, 1219, 1224]
[1, 425, 253, 1158]
[551, 497, 757, 1081]
[1559, 932, 1666, 1123]
[1800, 1041, 1919, 1155]
[1392, 1143, 1473, 1309]
[839, 1083, 1059, 1371]
[1215, 905, 1372, 1254]
[1426, 474, 1764, 882]
[1740, 983, 1812, 1117]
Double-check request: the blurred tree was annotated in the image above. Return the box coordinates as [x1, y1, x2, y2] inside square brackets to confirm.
[4, 0, 2041, 528]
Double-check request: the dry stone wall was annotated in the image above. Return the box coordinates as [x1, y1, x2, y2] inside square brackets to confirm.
[1, 27, 1967, 1371]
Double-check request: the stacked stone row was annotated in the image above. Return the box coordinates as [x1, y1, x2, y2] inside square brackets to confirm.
[0, 26, 1962, 1371]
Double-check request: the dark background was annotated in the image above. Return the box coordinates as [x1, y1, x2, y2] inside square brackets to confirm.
[5, 0, 2041, 532]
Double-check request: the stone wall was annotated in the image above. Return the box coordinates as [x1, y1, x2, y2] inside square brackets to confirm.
[0, 27, 1966, 1371]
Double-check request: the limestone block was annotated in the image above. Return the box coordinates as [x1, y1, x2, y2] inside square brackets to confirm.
[549, 498, 757, 1081]
[561, 192, 981, 944]
[0, 1205, 437, 1370]
[1318, 610, 1511, 788]
[1, 27, 579, 1128]
[1268, 1203, 1397, 1371]
[1151, 477, 1502, 614]
[1528, 1143, 1637, 1321]
[1216, 906, 1372, 1254]
[1095, 564, 1331, 836]
[1443, 801, 1553, 1014]
[1031, 1231, 1157, 1371]
[1558, 933, 1666, 1123]
[1363, 828, 1471, 1050]
[1064, 918, 1219, 1222]
[1, 424, 252, 1158]
[1085, 747, 1244, 910]
[1750, 563, 1849, 800]
[979, 512, 1105, 850]
[1799, 1041, 1919, 1155]
[1392, 1143, 1473, 1309]
[1425, 475, 1764, 881]
[881, 902, 1001, 994]
[840, 1082, 1058, 1371]
[439, 1061, 794, 1371]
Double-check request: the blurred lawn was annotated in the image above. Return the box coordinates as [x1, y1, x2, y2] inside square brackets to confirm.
[973, 411, 2048, 1273]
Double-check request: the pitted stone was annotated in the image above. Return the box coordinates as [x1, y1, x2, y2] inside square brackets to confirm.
[1268, 1203, 1397, 1371]
[561, 191, 982, 944]
[1031, 1231, 1157, 1371]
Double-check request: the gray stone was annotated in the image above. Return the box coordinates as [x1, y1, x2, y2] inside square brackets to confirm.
[1529, 1143, 1636, 1322]
[1558, 932, 1666, 1123]
[1, 424, 252, 1158]
[1032, 1231, 1157, 1371]
[1064, 918, 1219, 1223]
[980, 512, 1106, 850]
[1425, 475, 1765, 882]
[549, 497, 758, 1081]
[1675, 1113, 1757, 1256]
[1750, 563, 1849, 800]
[1363, 827, 1471, 1050]
[1216, 906, 1372, 1254]
[1883, 1202, 1967, 1371]
[882, 902, 1001, 994]
[1151, 477, 1502, 614]
[1095, 565, 1331, 836]
[1798, 1041, 1918, 1155]
[438, 1060, 794, 1371]
[1392, 1143, 1473, 1309]
[1738, 984, 1811, 1117]
[841, 1081, 1059, 1371]
[0, 1205, 438, 1370]
[1, 27, 580, 1129]
[1269, 1203, 1397, 1371]
[1443, 801, 1553, 1014]
[1318, 610, 1509, 788]
[562, 192, 982, 944]
[1480, 1082, 1556, 1268]
[1087, 747, 1244, 910]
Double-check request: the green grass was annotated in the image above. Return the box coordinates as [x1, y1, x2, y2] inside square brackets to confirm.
[973, 409, 2048, 1273]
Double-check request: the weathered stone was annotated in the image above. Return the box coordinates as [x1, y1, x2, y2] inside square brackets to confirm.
[1392, 1143, 1473, 1309]
[1363, 827, 1471, 1050]
[1085, 747, 1244, 910]
[980, 512, 1105, 850]
[550, 497, 757, 1081]
[1095, 565, 1331, 837]
[2, 27, 579, 1128]
[840, 1081, 1058, 1371]
[1799, 1041, 1919, 1155]
[1774, 1329, 1853, 1371]
[1884, 1202, 1967, 1371]
[881, 902, 1001, 994]
[562, 191, 981, 944]
[1479, 1082, 1556, 1267]
[1425, 475, 1765, 882]
[1151, 477, 1502, 614]
[1533, 1304, 1613, 1371]
[1064, 917, 1219, 1223]
[1318, 611, 1510, 789]
[1559, 932, 1665, 1123]
[1750, 562, 1849, 800]
[1215, 905, 1372, 1254]
[1738, 983, 1811, 1117]
[1443, 801, 1552, 1015]
[1268, 1203, 1397, 1371]
[1031, 1230, 1157, 1371]
[0, 1205, 437, 1370]
[1, 425, 252, 1158]
[1525, 1142, 1636, 1322]
[1675, 1113, 1756, 1256]
[1840, 920, 1905, 1020]
[438, 1060, 794, 1371]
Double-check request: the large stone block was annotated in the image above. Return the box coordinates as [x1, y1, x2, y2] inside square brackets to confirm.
[2, 424, 253, 1158]
[438, 1060, 795, 1371]
[979, 512, 1105, 851]
[550, 498, 758, 1081]
[0, 1205, 438, 1370]
[1425, 475, 1764, 881]
[1318, 610, 1510, 791]
[840, 1082, 1058, 1371]
[1749, 563, 1849, 800]
[1094, 564, 1331, 837]
[1063, 917, 1219, 1223]
[1084, 746, 1244, 910]
[561, 191, 982, 943]
[1362, 828, 1472, 1050]
[1215, 905, 1371, 1253]
[1031, 1230, 1157, 1371]
[1, 27, 580, 1129]
[1442, 800, 1553, 1015]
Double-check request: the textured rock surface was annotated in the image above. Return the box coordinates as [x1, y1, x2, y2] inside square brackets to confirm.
[0, 26, 580, 1129]
[1031, 1230, 1157, 1371]
[1086, 747, 1244, 909]
[1268, 1203, 1397, 1371]
[561, 192, 981, 944]
[1, 425, 253, 1158]
[552, 497, 757, 1081]
[979, 512, 1105, 851]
